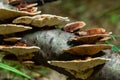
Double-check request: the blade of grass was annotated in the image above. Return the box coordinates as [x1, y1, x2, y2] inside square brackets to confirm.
[105, 41, 120, 52]
[109, 35, 116, 41]
[0, 62, 31, 79]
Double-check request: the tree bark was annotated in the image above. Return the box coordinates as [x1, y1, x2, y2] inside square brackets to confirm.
[88, 50, 120, 80]
[21, 29, 76, 60]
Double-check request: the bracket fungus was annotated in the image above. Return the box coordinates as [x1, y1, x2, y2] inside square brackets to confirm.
[0, 24, 32, 35]
[63, 21, 86, 32]
[0, 46, 40, 56]
[76, 28, 111, 36]
[13, 14, 70, 27]
[0, 8, 41, 22]
[63, 44, 111, 55]
[7, 0, 22, 5]
[7, 0, 39, 13]
[48, 57, 110, 71]
[70, 34, 110, 45]
[48, 58, 110, 79]
[3, 37, 22, 42]
[0, 1, 115, 80]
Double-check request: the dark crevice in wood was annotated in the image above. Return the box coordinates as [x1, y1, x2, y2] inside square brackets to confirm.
[32, 52, 81, 80]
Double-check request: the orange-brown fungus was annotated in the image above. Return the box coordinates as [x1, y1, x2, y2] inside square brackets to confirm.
[76, 28, 106, 36]
[63, 21, 86, 32]
[6, 0, 22, 5]
[15, 42, 28, 46]
[7, 0, 21, 3]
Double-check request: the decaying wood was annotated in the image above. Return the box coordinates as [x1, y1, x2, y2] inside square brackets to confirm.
[21, 29, 75, 60]
[0, 2, 118, 80]
[88, 50, 120, 80]
[21, 29, 111, 80]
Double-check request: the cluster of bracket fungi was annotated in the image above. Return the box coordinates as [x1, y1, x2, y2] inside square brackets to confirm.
[7, 0, 38, 13]
[0, 0, 112, 79]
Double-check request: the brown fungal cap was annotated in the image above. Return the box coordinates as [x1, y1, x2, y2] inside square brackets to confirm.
[71, 34, 110, 44]
[76, 28, 110, 36]
[99, 37, 111, 41]
[63, 21, 86, 32]
[22, 61, 34, 64]
[22, 61, 35, 66]
[63, 44, 111, 55]
[0, 24, 32, 35]
[16, 3, 38, 9]
[3, 37, 21, 42]
[7, 0, 21, 5]
[48, 57, 110, 71]
[0, 46, 40, 56]
[16, 3, 38, 13]
[13, 14, 70, 27]
[13, 16, 34, 25]
[0, 8, 41, 21]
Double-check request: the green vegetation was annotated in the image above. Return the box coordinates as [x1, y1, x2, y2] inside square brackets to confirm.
[0, 54, 31, 79]
[0, 63, 31, 79]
